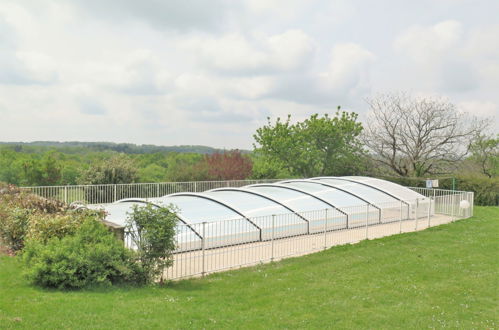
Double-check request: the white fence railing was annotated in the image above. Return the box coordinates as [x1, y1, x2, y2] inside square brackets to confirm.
[19, 179, 282, 204]
[121, 189, 473, 280]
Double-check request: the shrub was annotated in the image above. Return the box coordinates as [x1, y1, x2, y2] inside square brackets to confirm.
[0, 206, 32, 252]
[449, 176, 499, 206]
[377, 175, 499, 206]
[126, 204, 178, 283]
[26, 209, 105, 244]
[23, 219, 144, 289]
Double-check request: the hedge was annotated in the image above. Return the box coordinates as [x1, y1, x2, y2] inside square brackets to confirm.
[378, 175, 499, 206]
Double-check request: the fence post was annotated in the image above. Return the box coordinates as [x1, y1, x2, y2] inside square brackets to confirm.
[64, 186, 68, 204]
[365, 204, 369, 239]
[156, 183, 160, 197]
[271, 215, 275, 262]
[324, 209, 328, 250]
[428, 197, 431, 228]
[202, 222, 206, 277]
[415, 198, 419, 230]
[113, 184, 117, 203]
[399, 200, 403, 234]
[194, 181, 197, 193]
[451, 193, 456, 222]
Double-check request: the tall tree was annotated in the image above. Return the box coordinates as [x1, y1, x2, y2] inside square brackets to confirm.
[253, 110, 365, 177]
[204, 150, 253, 180]
[469, 133, 499, 178]
[363, 92, 487, 177]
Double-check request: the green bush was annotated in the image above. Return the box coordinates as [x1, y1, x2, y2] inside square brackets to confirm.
[377, 175, 499, 206]
[23, 219, 144, 289]
[126, 204, 178, 283]
[447, 176, 499, 206]
[0, 206, 32, 252]
[26, 210, 104, 244]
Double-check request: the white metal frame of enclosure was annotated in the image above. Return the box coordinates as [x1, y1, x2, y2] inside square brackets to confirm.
[118, 187, 473, 281]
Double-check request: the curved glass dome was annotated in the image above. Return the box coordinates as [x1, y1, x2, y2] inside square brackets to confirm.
[99, 176, 428, 251]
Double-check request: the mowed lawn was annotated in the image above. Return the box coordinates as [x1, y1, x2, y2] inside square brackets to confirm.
[1, 207, 498, 329]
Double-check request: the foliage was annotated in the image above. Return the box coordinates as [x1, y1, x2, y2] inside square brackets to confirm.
[78, 154, 138, 185]
[1, 207, 497, 328]
[469, 133, 499, 178]
[364, 92, 487, 177]
[78, 155, 139, 203]
[26, 210, 105, 245]
[250, 154, 294, 179]
[378, 175, 499, 206]
[0, 206, 32, 252]
[444, 176, 499, 206]
[0, 141, 223, 155]
[204, 150, 253, 180]
[22, 219, 144, 289]
[253, 110, 366, 177]
[126, 204, 178, 283]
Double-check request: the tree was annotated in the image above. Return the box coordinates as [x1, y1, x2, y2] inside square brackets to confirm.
[363, 92, 487, 177]
[126, 203, 178, 283]
[469, 133, 499, 178]
[78, 154, 139, 203]
[253, 110, 366, 177]
[204, 150, 253, 180]
[78, 154, 138, 185]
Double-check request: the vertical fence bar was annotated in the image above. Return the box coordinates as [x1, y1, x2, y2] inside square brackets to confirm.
[365, 204, 369, 239]
[399, 200, 403, 234]
[113, 184, 117, 203]
[427, 198, 431, 227]
[324, 209, 328, 250]
[450, 193, 456, 222]
[202, 222, 206, 277]
[64, 186, 68, 204]
[415, 198, 419, 230]
[271, 215, 275, 262]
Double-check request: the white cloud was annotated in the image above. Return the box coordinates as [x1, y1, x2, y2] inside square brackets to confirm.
[321, 43, 376, 94]
[183, 29, 315, 74]
[0, 1, 498, 148]
[394, 20, 462, 62]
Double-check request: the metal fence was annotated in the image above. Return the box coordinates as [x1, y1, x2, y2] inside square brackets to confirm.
[19, 179, 282, 204]
[123, 188, 473, 280]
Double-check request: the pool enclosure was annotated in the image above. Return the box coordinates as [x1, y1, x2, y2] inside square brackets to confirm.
[98, 176, 432, 252]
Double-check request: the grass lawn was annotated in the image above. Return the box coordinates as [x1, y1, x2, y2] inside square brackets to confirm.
[1, 207, 498, 329]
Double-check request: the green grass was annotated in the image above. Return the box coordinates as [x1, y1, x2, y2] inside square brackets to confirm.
[1, 207, 498, 329]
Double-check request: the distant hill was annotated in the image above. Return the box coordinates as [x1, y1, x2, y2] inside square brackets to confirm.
[0, 141, 239, 154]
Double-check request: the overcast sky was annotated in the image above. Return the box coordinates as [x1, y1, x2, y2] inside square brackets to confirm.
[0, 0, 498, 149]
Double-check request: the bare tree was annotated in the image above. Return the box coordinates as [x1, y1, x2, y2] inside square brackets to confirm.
[363, 92, 488, 177]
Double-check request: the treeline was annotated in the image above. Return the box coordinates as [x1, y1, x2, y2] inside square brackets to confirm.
[0, 141, 228, 154]
[0, 146, 254, 186]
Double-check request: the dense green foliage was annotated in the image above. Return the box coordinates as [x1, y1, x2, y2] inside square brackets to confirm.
[126, 204, 178, 283]
[26, 210, 103, 245]
[0, 207, 496, 328]
[22, 219, 143, 289]
[0, 145, 253, 187]
[469, 133, 499, 178]
[379, 175, 499, 206]
[253, 110, 366, 177]
[0, 141, 224, 154]
[0, 206, 32, 252]
[0, 183, 72, 251]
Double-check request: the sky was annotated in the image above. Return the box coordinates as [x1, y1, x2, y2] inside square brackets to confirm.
[0, 0, 498, 149]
